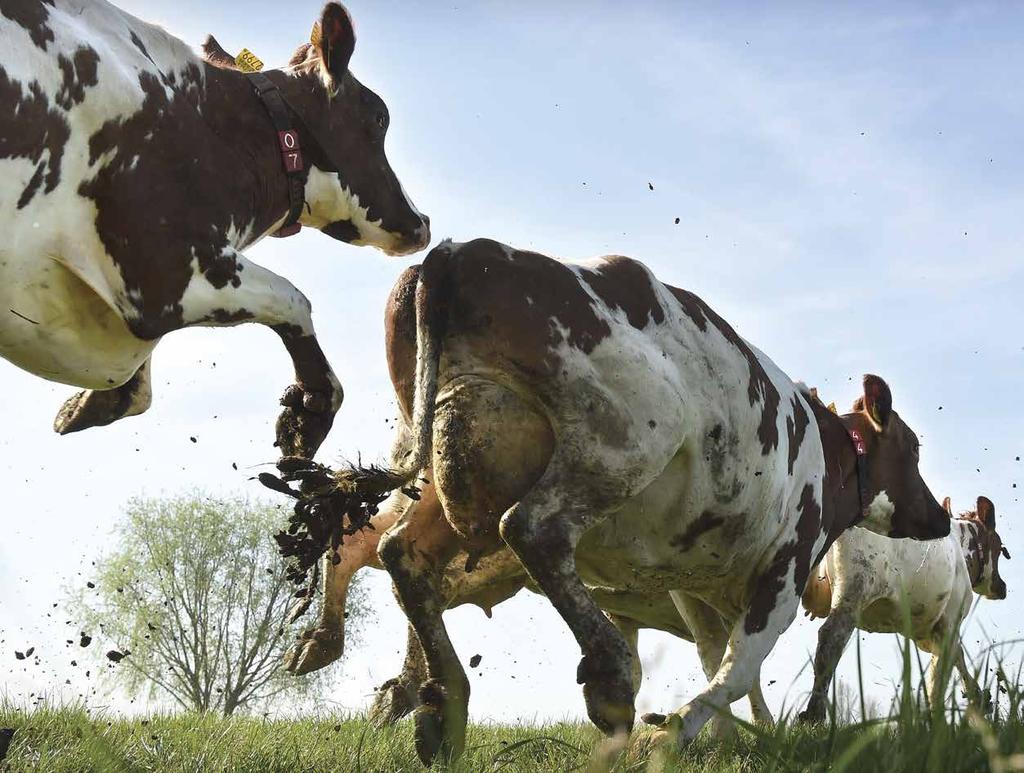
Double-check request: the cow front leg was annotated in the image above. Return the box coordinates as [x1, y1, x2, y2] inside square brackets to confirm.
[176, 251, 341, 458]
[378, 493, 466, 765]
[284, 495, 401, 676]
[799, 603, 856, 724]
[499, 486, 635, 739]
[54, 358, 153, 434]
[658, 592, 738, 740]
[369, 624, 429, 726]
[649, 573, 802, 749]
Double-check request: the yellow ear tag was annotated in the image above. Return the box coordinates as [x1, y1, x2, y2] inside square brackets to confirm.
[310, 21, 322, 48]
[234, 48, 264, 73]
[827, 402, 837, 414]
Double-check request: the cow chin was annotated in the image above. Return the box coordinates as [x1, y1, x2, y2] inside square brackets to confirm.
[892, 515, 951, 541]
[321, 220, 361, 243]
[321, 220, 429, 257]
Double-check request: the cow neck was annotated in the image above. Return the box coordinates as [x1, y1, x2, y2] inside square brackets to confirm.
[246, 71, 310, 238]
[953, 519, 983, 586]
[200, 63, 299, 242]
[808, 397, 866, 559]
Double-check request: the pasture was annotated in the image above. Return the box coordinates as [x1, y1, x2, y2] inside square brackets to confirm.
[2, 0, 1023, 771]
[2, 670, 1023, 773]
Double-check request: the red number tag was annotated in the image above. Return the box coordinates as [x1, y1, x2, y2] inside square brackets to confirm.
[277, 131, 304, 172]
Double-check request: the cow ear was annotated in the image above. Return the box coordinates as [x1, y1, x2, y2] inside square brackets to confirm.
[316, 3, 356, 83]
[861, 374, 892, 428]
[977, 496, 996, 530]
[942, 497, 953, 515]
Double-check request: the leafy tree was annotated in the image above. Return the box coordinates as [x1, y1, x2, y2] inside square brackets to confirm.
[68, 492, 366, 715]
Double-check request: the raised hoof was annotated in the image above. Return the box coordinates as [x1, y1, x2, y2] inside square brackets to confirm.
[54, 389, 129, 435]
[641, 712, 668, 726]
[370, 677, 421, 727]
[282, 629, 344, 676]
[274, 384, 339, 458]
[578, 655, 635, 736]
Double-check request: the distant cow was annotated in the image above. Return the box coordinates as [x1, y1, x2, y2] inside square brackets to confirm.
[800, 496, 1009, 722]
[283, 470, 773, 733]
[0, 0, 429, 456]
[323, 238, 950, 764]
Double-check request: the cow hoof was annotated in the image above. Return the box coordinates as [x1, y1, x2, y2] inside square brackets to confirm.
[274, 384, 339, 458]
[580, 661, 635, 736]
[54, 389, 127, 434]
[644, 712, 684, 751]
[413, 679, 467, 765]
[413, 705, 446, 765]
[369, 677, 420, 727]
[283, 628, 343, 675]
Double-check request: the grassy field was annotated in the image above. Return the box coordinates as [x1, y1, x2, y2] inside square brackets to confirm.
[1, 691, 1022, 773]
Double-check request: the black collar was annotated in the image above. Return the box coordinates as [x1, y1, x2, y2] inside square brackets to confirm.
[248, 72, 309, 238]
[845, 426, 871, 526]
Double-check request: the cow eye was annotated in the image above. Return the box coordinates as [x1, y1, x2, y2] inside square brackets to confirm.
[376, 112, 388, 130]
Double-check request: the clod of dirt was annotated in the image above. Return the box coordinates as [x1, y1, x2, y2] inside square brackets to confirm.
[259, 457, 407, 616]
[648, 182, 654, 191]
[86, 582, 95, 589]
[469, 654, 482, 668]
[80, 634, 92, 648]
[106, 650, 128, 663]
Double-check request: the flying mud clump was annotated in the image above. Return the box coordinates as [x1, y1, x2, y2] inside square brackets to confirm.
[259, 457, 416, 621]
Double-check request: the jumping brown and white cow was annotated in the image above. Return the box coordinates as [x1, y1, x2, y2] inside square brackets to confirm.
[799, 495, 1009, 722]
[282, 468, 774, 733]
[0, 0, 429, 457]
[324, 238, 950, 763]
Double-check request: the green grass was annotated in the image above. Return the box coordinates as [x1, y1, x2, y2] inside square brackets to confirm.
[0, 698, 1022, 773]
[2, 642, 1023, 773]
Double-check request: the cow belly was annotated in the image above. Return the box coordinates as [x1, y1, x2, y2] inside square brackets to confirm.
[829, 528, 961, 639]
[0, 254, 152, 388]
[576, 447, 778, 613]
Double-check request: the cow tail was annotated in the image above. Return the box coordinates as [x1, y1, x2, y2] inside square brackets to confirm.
[365, 241, 453, 491]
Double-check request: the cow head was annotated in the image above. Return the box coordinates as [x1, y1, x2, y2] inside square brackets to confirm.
[282, 3, 429, 255]
[844, 374, 951, 540]
[949, 495, 1009, 600]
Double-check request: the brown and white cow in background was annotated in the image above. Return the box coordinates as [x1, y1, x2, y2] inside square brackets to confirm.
[318, 238, 950, 764]
[800, 495, 1009, 722]
[0, 0, 429, 457]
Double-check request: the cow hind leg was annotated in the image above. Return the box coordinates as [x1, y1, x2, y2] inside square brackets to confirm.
[369, 624, 429, 726]
[53, 358, 153, 434]
[378, 502, 465, 765]
[500, 476, 635, 739]
[799, 601, 857, 724]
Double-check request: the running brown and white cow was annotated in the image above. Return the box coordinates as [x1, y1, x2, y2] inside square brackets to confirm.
[323, 238, 950, 763]
[0, 0, 429, 457]
[799, 495, 1009, 722]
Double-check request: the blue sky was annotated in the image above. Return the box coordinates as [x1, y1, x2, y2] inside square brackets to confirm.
[1, 1, 1022, 722]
